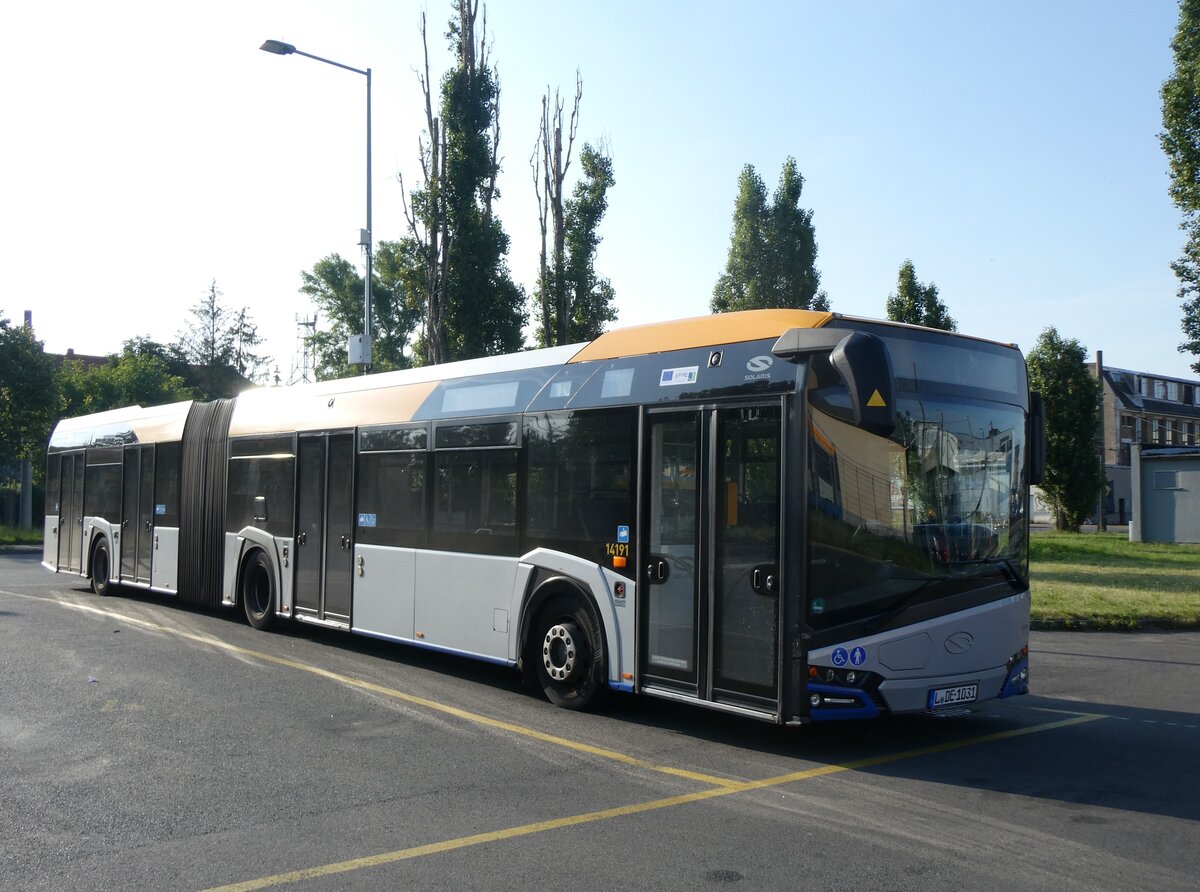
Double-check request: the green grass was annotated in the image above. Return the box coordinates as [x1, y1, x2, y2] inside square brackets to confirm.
[1031, 531, 1200, 630]
[0, 524, 43, 546]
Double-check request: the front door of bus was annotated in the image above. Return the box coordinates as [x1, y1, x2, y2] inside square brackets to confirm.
[295, 433, 354, 622]
[641, 404, 781, 707]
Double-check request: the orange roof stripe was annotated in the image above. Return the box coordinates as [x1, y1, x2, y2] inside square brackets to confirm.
[568, 309, 833, 363]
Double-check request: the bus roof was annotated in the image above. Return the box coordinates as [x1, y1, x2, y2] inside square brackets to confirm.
[50, 309, 1023, 447]
[49, 400, 194, 450]
[570, 309, 834, 362]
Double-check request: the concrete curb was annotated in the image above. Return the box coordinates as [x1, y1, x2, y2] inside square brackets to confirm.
[0, 544, 43, 554]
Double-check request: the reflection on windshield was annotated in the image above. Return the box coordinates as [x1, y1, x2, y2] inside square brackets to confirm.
[807, 392, 1027, 629]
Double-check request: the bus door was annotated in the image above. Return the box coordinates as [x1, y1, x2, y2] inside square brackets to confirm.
[120, 445, 154, 584]
[58, 451, 85, 573]
[641, 404, 782, 708]
[294, 432, 354, 622]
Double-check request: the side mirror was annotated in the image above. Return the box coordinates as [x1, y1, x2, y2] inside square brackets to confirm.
[829, 332, 896, 438]
[1028, 392, 1046, 485]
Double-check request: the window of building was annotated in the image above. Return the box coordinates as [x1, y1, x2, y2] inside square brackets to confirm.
[1152, 418, 1161, 444]
[1154, 379, 1167, 399]
[1119, 414, 1135, 442]
[1166, 420, 1177, 446]
[1155, 470, 1181, 490]
[1167, 381, 1180, 401]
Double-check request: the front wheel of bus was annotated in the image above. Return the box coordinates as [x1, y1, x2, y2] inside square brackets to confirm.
[241, 550, 277, 631]
[532, 595, 605, 710]
[90, 539, 113, 596]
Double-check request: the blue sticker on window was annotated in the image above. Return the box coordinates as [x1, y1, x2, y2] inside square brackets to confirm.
[850, 646, 867, 667]
[617, 525, 629, 544]
[155, 504, 166, 516]
[831, 647, 849, 667]
[358, 513, 377, 528]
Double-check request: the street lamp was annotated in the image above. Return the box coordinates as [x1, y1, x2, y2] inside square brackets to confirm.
[261, 39, 373, 371]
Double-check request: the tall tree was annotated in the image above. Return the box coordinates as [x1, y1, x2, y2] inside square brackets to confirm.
[0, 314, 58, 473]
[562, 144, 617, 342]
[1161, 0, 1200, 373]
[401, 0, 526, 364]
[532, 73, 581, 346]
[1026, 328, 1105, 531]
[229, 308, 270, 383]
[885, 259, 957, 330]
[174, 280, 272, 396]
[300, 241, 423, 380]
[711, 158, 829, 314]
[531, 74, 617, 347]
[175, 280, 234, 369]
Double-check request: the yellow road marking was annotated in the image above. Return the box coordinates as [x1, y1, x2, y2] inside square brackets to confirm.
[1023, 704, 1108, 718]
[0, 589, 738, 788]
[204, 712, 1104, 892]
[5, 588, 1109, 891]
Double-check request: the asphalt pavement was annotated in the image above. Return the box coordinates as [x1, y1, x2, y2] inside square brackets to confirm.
[2, 551, 1197, 891]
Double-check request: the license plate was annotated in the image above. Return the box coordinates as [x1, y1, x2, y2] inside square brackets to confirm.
[928, 683, 978, 709]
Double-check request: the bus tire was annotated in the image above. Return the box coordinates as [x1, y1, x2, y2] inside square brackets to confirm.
[241, 549, 277, 631]
[532, 594, 605, 710]
[90, 538, 113, 596]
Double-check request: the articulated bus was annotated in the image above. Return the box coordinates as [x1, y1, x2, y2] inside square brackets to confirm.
[43, 309, 1043, 724]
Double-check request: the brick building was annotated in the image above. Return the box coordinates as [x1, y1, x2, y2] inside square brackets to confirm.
[1088, 357, 1200, 524]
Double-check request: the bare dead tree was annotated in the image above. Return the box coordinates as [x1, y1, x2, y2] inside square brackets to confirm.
[531, 71, 582, 346]
[399, 10, 450, 364]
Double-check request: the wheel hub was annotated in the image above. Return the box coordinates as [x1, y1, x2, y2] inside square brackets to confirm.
[542, 623, 577, 681]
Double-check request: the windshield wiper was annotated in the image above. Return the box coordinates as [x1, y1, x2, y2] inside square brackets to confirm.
[865, 578, 939, 633]
[865, 557, 1027, 634]
[947, 556, 1029, 591]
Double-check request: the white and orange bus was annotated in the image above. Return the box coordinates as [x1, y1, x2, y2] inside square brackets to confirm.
[44, 309, 1041, 724]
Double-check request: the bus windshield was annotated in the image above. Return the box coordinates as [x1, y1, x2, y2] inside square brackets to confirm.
[807, 389, 1028, 630]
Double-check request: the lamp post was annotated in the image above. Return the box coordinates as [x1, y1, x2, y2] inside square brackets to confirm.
[261, 39, 372, 371]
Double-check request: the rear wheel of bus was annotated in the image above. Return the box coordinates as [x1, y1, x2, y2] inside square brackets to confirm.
[90, 538, 114, 596]
[241, 549, 277, 631]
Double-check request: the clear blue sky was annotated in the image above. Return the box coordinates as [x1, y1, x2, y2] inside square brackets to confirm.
[2, 1, 1193, 380]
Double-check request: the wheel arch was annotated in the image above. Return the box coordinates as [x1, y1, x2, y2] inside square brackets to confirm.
[85, 520, 117, 582]
[226, 528, 285, 610]
[517, 570, 610, 677]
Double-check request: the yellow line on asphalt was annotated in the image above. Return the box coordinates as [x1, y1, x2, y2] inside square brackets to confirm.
[203, 712, 1104, 892]
[0, 589, 738, 789]
[1023, 704, 1109, 718]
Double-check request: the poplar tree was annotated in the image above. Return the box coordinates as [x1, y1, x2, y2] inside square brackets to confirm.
[532, 86, 617, 348]
[711, 158, 829, 313]
[401, 0, 525, 364]
[885, 260, 956, 331]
